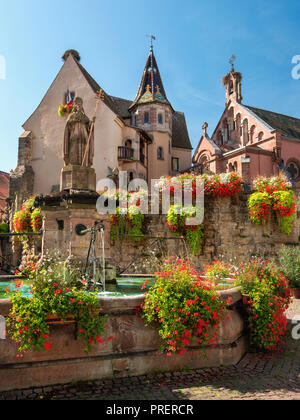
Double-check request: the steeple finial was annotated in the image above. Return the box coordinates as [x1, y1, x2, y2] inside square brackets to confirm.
[146, 33, 156, 50]
[229, 54, 236, 71]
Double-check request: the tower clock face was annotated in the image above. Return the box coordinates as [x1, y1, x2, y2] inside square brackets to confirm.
[287, 161, 300, 180]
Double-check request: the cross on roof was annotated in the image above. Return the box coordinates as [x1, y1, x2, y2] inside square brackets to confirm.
[229, 54, 237, 70]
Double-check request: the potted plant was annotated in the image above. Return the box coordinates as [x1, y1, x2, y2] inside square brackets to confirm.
[278, 246, 300, 299]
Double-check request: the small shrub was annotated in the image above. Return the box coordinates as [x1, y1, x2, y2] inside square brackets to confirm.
[278, 246, 300, 289]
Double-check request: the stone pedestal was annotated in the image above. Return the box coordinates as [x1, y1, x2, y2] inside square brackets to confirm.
[60, 165, 96, 192]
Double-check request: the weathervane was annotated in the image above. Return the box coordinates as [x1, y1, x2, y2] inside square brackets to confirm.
[229, 54, 236, 71]
[146, 33, 156, 49]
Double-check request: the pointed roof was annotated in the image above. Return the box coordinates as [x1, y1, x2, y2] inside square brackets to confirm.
[129, 46, 172, 110]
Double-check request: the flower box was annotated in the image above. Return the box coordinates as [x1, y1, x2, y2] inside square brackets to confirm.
[46, 314, 76, 325]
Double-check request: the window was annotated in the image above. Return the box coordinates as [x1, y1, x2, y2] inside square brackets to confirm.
[157, 147, 164, 160]
[132, 115, 137, 126]
[287, 161, 300, 181]
[65, 91, 75, 104]
[172, 157, 179, 171]
[158, 113, 163, 124]
[144, 112, 149, 124]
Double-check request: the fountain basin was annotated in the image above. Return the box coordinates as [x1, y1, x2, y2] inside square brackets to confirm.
[0, 287, 246, 392]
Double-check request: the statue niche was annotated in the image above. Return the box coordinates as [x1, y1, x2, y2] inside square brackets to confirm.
[63, 97, 94, 167]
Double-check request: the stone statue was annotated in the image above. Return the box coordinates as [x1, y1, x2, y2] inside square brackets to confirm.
[63, 97, 94, 167]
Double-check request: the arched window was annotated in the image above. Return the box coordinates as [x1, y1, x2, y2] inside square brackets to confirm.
[144, 112, 149, 124]
[223, 118, 229, 143]
[235, 113, 241, 140]
[258, 132, 264, 141]
[125, 139, 132, 148]
[217, 130, 223, 145]
[242, 119, 249, 145]
[158, 113, 163, 124]
[157, 147, 164, 160]
[250, 125, 255, 143]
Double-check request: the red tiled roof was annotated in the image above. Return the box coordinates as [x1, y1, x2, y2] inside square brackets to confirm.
[0, 171, 9, 210]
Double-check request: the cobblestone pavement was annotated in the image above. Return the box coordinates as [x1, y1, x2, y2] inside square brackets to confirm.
[0, 300, 299, 401]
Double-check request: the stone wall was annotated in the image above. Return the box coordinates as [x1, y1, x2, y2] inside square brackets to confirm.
[108, 190, 300, 272]
[13, 190, 300, 272]
[0, 288, 246, 392]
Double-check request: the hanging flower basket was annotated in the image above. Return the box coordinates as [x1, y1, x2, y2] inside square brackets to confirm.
[58, 100, 75, 117]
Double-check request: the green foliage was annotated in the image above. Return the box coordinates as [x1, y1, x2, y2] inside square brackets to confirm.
[273, 190, 296, 235]
[167, 205, 204, 255]
[236, 260, 292, 351]
[140, 259, 226, 356]
[6, 254, 107, 355]
[248, 192, 272, 225]
[248, 177, 296, 235]
[278, 246, 300, 289]
[110, 205, 145, 242]
[31, 208, 43, 232]
[13, 197, 43, 242]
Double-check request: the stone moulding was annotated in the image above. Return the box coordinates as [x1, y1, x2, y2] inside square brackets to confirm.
[0, 288, 246, 392]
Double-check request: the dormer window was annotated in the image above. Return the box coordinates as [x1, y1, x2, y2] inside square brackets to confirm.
[144, 112, 149, 124]
[158, 113, 163, 124]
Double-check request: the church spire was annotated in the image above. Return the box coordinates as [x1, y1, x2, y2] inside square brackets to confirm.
[129, 43, 172, 110]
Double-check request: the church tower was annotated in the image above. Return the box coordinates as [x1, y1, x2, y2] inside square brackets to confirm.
[129, 42, 174, 180]
[222, 56, 243, 106]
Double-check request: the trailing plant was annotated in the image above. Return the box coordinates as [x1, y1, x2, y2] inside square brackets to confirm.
[236, 260, 291, 351]
[139, 258, 227, 356]
[108, 190, 147, 242]
[31, 208, 43, 232]
[278, 246, 300, 289]
[273, 190, 296, 235]
[110, 205, 145, 242]
[248, 192, 272, 225]
[248, 176, 296, 235]
[13, 210, 32, 236]
[156, 172, 243, 199]
[6, 253, 109, 356]
[167, 205, 204, 254]
[13, 198, 43, 242]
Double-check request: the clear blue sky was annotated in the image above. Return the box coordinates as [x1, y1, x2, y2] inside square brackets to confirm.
[0, 0, 300, 173]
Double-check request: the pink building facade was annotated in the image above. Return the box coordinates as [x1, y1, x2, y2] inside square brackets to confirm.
[193, 66, 300, 188]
